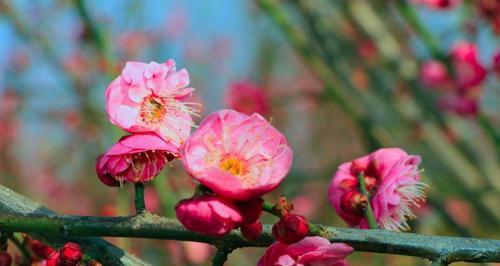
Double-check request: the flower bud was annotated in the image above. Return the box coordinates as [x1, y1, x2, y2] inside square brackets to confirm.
[45, 252, 60, 266]
[60, 242, 83, 266]
[27, 238, 55, 259]
[236, 198, 263, 225]
[240, 221, 263, 241]
[0, 251, 12, 266]
[340, 191, 367, 216]
[272, 214, 309, 244]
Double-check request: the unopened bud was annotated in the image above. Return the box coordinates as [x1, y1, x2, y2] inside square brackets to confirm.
[272, 214, 309, 244]
[240, 221, 263, 241]
[60, 242, 83, 266]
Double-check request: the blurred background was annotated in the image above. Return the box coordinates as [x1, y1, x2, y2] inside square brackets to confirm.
[0, 0, 498, 265]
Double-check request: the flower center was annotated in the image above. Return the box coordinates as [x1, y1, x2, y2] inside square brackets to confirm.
[219, 157, 246, 176]
[139, 95, 167, 125]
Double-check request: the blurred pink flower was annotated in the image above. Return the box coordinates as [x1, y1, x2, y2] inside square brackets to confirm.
[224, 81, 270, 116]
[357, 40, 378, 62]
[437, 91, 479, 117]
[291, 195, 319, 218]
[478, 0, 500, 35]
[492, 50, 500, 76]
[63, 52, 90, 81]
[182, 109, 293, 201]
[414, 0, 461, 9]
[175, 195, 243, 236]
[450, 42, 487, 89]
[444, 197, 474, 227]
[421, 42, 486, 91]
[105, 59, 198, 147]
[420, 60, 451, 89]
[328, 148, 427, 231]
[182, 242, 214, 264]
[258, 236, 353, 266]
[117, 31, 154, 58]
[96, 133, 177, 186]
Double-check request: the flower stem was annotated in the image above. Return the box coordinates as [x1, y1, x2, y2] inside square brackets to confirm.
[357, 172, 378, 229]
[134, 182, 146, 215]
[212, 246, 233, 266]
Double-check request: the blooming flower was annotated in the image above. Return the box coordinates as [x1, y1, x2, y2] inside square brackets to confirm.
[105, 59, 198, 147]
[328, 148, 427, 231]
[224, 81, 270, 116]
[96, 133, 177, 186]
[258, 236, 353, 266]
[175, 195, 243, 236]
[182, 109, 293, 201]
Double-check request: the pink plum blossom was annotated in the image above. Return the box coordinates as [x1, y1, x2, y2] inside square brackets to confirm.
[450, 42, 487, 89]
[96, 133, 177, 186]
[258, 236, 353, 266]
[420, 60, 451, 89]
[328, 148, 427, 231]
[175, 195, 243, 236]
[105, 59, 198, 147]
[224, 81, 270, 116]
[182, 109, 293, 201]
[492, 50, 500, 76]
[437, 92, 479, 117]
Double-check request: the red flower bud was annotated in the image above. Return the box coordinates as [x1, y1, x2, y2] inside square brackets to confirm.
[272, 214, 309, 244]
[340, 191, 367, 216]
[60, 242, 83, 266]
[240, 221, 263, 241]
[45, 252, 60, 266]
[0, 251, 12, 266]
[236, 198, 263, 225]
[27, 238, 55, 259]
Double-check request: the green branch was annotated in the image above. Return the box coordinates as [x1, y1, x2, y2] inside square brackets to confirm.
[0, 186, 149, 266]
[0, 212, 498, 264]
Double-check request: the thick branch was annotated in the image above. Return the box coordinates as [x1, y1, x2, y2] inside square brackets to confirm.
[0, 212, 498, 264]
[0, 186, 149, 266]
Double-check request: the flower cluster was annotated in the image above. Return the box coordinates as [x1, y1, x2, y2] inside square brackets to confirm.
[96, 59, 198, 186]
[92, 59, 433, 265]
[328, 148, 427, 231]
[22, 238, 83, 266]
[420, 42, 487, 116]
[177, 109, 293, 237]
